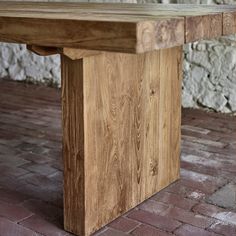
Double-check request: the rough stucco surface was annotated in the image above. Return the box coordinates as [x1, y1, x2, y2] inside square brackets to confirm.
[0, 0, 236, 113]
[183, 36, 236, 113]
[0, 43, 61, 86]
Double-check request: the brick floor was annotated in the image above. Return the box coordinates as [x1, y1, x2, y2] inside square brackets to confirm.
[0, 79, 236, 236]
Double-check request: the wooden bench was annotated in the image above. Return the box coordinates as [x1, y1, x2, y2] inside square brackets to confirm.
[0, 2, 236, 236]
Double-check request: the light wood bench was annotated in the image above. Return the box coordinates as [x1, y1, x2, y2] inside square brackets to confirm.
[0, 2, 236, 235]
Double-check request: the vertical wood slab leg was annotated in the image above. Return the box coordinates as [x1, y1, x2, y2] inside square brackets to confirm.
[61, 56, 85, 236]
[61, 47, 182, 236]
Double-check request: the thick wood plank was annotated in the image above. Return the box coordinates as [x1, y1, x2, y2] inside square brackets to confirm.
[0, 2, 236, 52]
[159, 45, 182, 185]
[1, 2, 236, 15]
[185, 13, 222, 43]
[61, 47, 182, 236]
[0, 15, 184, 53]
[61, 56, 85, 236]
[0, 17, 138, 53]
[137, 19, 184, 52]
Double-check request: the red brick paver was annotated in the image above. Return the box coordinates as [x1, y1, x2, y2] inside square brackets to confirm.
[0, 79, 235, 236]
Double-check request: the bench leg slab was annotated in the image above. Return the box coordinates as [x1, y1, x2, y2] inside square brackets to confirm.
[61, 46, 182, 236]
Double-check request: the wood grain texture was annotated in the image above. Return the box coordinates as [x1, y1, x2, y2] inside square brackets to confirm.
[0, 17, 137, 53]
[137, 19, 184, 52]
[0, 2, 236, 53]
[1, 2, 236, 15]
[61, 56, 85, 236]
[223, 11, 236, 35]
[27, 45, 101, 60]
[61, 47, 182, 236]
[61, 48, 101, 60]
[185, 13, 222, 42]
[158, 46, 182, 185]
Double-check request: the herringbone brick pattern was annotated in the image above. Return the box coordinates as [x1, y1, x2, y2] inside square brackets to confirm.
[0, 79, 235, 236]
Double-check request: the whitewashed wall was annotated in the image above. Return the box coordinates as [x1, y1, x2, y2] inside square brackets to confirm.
[0, 0, 236, 113]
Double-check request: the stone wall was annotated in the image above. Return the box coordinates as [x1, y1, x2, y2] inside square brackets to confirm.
[183, 36, 236, 113]
[0, 0, 236, 113]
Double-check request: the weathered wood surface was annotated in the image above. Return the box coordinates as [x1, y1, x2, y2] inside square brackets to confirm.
[61, 55, 85, 236]
[61, 46, 182, 236]
[27, 45, 101, 59]
[27, 45, 59, 56]
[0, 2, 236, 53]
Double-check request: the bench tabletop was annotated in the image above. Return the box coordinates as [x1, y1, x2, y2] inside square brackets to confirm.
[0, 2, 236, 53]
